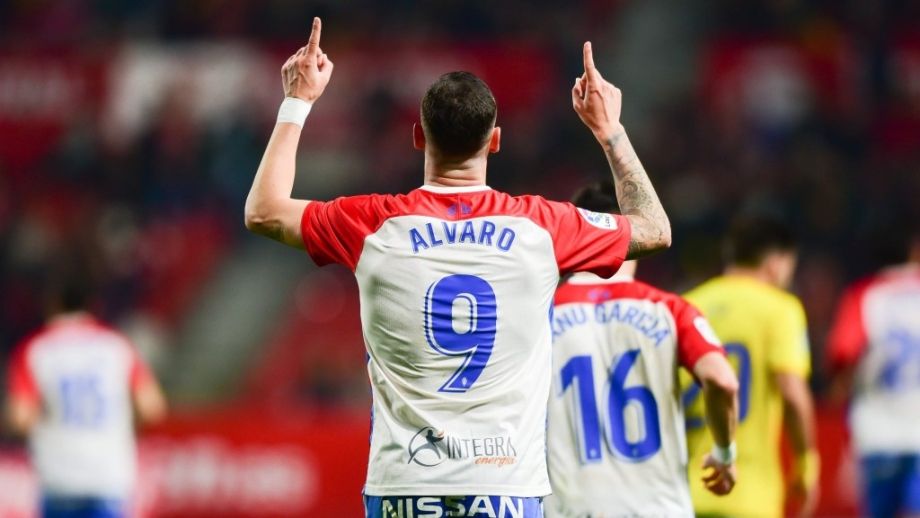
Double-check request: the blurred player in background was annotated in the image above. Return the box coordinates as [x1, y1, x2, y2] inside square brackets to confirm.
[245, 18, 672, 517]
[5, 265, 167, 518]
[827, 225, 920, 518]
[682, 214, 819, 518]
[545, 182, 738, 517]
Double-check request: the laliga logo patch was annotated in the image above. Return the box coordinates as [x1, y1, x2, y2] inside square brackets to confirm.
[577, 208, 617, 230]
[407, 427, 446, 467]
[694, 317, 722, 346]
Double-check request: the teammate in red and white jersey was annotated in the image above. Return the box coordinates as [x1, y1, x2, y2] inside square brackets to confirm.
[827, 227, 920, 518]
[545, 183, 738, 517]
[5, 267, 167, 518]
[244, 18, 672, 517]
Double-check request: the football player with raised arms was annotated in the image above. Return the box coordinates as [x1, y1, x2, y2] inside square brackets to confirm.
[546, 182, 739, 517]
[245, 18, 671, 517]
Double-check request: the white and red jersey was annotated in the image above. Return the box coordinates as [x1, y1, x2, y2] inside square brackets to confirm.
[300, 185, 631, 496]
[7, 314, 153, 499]
[544, 273, 723, 517]
[827, 264, 920, 454]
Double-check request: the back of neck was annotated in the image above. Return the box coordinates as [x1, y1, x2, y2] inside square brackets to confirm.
[423, 152, 487, 187]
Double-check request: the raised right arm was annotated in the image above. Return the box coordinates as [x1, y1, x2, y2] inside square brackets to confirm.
[572, 42, 671, 259]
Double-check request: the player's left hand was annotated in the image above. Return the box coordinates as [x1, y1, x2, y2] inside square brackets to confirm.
[701, 454, 737, 496]
[281, 17, 334, 102]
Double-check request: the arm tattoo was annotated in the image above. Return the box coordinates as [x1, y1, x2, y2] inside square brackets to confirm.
[602, 132, 670, 259]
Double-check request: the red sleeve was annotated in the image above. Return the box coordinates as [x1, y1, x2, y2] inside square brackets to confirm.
[827, 281, 870, 370]
[669, 296, 725, 371]
[300, 195, 388, 271]
[539, 200, 631, 277]
[7, 339, 40, 404]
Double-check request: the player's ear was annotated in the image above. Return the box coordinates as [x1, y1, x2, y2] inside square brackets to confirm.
[412, 123, 426, 151]
[763, 251, 796, 289]
[488, 127, 501, 154]
[762, 253, 781, 284]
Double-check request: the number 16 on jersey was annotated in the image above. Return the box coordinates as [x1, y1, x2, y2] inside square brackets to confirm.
[559, 350, 662, 463]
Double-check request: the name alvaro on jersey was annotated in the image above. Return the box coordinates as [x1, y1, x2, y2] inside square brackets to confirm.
[552, 299, 673, 346]
[409, 220, 516, 254]
[407, 426, 518, 468]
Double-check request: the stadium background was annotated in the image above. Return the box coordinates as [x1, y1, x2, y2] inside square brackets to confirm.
[1, 0, 918, 515]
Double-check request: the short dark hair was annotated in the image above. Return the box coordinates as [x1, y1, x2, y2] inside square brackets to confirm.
[421, 71, 497, 157]
[571, 181, 620, 214]
[724, 213, 797, 267]
[46, 261, 94, 313]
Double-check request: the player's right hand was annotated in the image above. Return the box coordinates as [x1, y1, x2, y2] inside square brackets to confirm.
[701, 454, 737, 496]
[572, 41, 624, 144]
[281, 17, 334, 102]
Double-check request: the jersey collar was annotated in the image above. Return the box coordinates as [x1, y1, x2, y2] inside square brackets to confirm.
[419, 184, 492, 194]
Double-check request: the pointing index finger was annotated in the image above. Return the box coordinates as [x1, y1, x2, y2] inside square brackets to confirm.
[583, 41, 600, 82]
[307, 17, 322, 57]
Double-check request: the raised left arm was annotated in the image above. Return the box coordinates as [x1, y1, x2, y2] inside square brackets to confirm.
[244, 17, 333, 248]
[244, 124, 310, 247]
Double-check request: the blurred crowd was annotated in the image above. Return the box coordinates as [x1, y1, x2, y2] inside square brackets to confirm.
[1, 0, 919, 406]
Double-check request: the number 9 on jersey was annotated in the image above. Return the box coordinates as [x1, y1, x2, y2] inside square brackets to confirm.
[424, 274, 497, 393]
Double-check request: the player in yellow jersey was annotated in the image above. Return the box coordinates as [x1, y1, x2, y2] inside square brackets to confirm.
[681, 214, 819, 518]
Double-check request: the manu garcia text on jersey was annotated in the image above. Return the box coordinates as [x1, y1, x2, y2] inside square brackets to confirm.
[552, 301, 673, 346]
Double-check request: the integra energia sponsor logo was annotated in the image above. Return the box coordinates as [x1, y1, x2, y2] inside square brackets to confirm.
[407, 427, 517, 468]
[407, 427, 446, 467]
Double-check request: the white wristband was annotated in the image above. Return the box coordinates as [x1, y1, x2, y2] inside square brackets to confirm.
[277, 97, 312, 127]
[711, 442, 737, 465]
